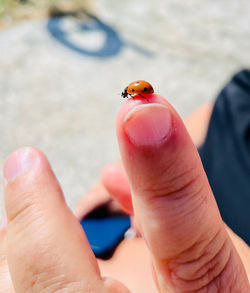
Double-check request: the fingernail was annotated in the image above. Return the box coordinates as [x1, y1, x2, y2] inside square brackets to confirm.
[4, 147, 39, 184]
[0, 214, 7, 229]
[123, 103, 172, 146]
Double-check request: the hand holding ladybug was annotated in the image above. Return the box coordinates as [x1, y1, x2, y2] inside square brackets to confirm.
[0, 85, 249, 293]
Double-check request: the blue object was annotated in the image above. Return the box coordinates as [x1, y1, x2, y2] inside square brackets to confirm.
[80, 214, 130, 258]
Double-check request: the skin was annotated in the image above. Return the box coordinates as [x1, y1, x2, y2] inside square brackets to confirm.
[0, 95, 249, 293]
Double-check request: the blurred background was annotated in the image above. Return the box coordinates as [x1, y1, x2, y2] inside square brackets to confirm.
[0, 0, 250, 215]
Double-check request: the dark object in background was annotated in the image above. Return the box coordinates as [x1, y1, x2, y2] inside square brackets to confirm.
[199, 70, 250, 245]
[80, 203, 131, 259]
[47, 9, 123, 58]
[47, 9, 153, 58]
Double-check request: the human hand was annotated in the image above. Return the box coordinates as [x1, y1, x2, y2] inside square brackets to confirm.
[0, 93, 249, 293]
[72, 93, 250, 292]
[109, 94, 250, 292]
[0, 147, 129, 293]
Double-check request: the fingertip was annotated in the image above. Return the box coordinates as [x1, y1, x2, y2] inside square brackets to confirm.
[4, 146, 48, 186]
[3, 147, 60, 223]
[116, 94, 188, 157]
[101, 164, 120, 180]
[117, 94, 169, 128]
[123, 103, 172, 146]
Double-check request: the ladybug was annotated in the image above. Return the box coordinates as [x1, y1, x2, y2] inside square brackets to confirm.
[121, 80, 154, 99]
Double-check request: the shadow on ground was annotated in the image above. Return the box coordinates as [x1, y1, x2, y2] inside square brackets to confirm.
[47, 9, 154, 58]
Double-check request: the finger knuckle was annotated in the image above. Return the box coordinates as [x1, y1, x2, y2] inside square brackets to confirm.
[169, 229, 234, 292]
[144, 163, 204, 200]
[29, 272, 85, 293]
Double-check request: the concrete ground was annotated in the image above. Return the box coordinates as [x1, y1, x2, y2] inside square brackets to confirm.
[0, 0, 250, 216]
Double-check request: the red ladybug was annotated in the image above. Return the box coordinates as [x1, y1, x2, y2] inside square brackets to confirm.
[121, 80, 154, 99]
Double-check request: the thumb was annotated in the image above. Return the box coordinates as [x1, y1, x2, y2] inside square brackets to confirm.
[3, 147, 129, 293]
[117, 95, 250, 292]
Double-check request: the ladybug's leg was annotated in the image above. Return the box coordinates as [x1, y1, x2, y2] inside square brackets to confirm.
[138, 94, 150, 102]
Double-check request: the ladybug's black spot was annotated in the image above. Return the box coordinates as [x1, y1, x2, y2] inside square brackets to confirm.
[144, 87, 148, 92]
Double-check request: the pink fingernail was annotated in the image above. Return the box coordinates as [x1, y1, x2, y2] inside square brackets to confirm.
[4, 147, 39, 184]
[123, 103, 172, 146]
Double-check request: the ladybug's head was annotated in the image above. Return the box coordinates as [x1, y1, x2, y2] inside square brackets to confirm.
[121, 86, 128, 98]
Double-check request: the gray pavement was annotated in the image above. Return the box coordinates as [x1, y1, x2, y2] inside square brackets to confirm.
[0, 0, 250, 216]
